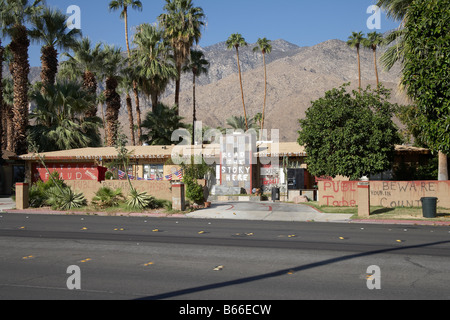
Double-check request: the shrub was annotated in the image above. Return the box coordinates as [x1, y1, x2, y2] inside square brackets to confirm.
[46, 186, 87, 210]
[29, 172, 68, 208]
[126, 187, 157, 211]
[92, 187, 125, 209]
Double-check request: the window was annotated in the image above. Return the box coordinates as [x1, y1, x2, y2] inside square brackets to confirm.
[143, 164, 164, 180]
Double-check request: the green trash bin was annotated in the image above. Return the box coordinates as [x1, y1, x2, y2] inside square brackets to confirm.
[421, 197, 437, 218]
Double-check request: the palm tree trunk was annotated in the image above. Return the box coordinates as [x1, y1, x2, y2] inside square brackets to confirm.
[5, 104, 13, 152]
[357, 46, 361, 93]
[262, 52, 267, 132]
[10, 25, 30, 155]
[192, 72, 196, 146]
[235, 47, 248, 131]
[83, 71, 98, 118]
[105, 77, 121, 147]
[133, 84, 142, 145]
[123, 8, 138, 146]
[175, 64, 181, 114]
[438, 151, 448, 181]
[40, 45, 58, 88]
[373, 48, 379, 87]
[0, 42, 3, 163]
[126, 93, 136, 146]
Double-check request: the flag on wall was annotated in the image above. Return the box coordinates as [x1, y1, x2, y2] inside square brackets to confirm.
[165, 174, 173, 181]
[175, 170, 183, 180]
[118, 170, 126, 180]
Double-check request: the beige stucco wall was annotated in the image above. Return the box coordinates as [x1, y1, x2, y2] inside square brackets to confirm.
[318, 180, 450, 209]
[66, 180, 173, 203]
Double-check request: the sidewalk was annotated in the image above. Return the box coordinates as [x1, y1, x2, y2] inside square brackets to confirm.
[0, 197, 15, 213]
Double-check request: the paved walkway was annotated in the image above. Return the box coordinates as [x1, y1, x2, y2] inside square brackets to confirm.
[186, 201, 353, 223]
[0, 196, 15, 213]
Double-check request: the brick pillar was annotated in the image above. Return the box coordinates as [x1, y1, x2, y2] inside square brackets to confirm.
[357, 181, 370, 217]
[172, 183, 185, 211]
[15, 183, 29, 210]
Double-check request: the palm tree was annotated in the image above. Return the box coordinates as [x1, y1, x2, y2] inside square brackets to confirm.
[60, 38, 104, 118]
[183, 49, 209, 145]
[226, 33, 249, 131]
[132, 23, 177, 113]
[347, 31, 365, 93]
[253, 37, 272, 131]
[101, 44, 125, 147]
[363, 32, 384, 87]
[141, 103, 186, 146]
[226, 115, 256, 131]
[158, 0, 206, 113]
[29, 7, 81, 88]
[29, 80, 101, 152]
[108, 0, 143, 145]
[0, 0, 44, 155]
[376, 0, 412, 71]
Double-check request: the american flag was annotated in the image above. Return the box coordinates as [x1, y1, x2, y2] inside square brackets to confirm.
[165, 174, 173, 181]
[118, 170, 126, 180]
[175, 170, 183, 180]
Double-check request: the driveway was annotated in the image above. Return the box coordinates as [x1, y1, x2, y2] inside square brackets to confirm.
[186, 201, 353, 222]
[0, 196, 15, 213]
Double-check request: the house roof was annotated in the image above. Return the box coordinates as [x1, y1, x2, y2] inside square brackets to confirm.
[17, 143, 430, 162]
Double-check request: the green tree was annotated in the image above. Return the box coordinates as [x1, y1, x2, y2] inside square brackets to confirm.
[158, 0, 206, 113]
[108, 0, 143, 145]
[253, 37, 272, 131]
[226, 115, 256, 131]
[226, 33, 249, 131]
[60, 37, 105, 118]
[29, 7, 81, 88]
[132, 23, 177, 113]
[362, 31, 383, 87]
[29, 80, 101, 152]
[141, 103, 187, 146]
[401, 0, 450, 180]
[101, 44, 125, 147]
[0, 0, 44, 155]
[183, 49, 209, 145]
[298, 84, 402, 180]
[347, 31, 365, 92]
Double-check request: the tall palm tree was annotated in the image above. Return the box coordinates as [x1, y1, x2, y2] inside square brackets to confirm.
[363, 31, 384, 87]
[347, 31, 365, 93]
[0, 0, 44, 155]
[226, 33, 249, 131]
[101, 44, 125, 147]
[108, 0, 143, 144]
[253, 37, 272, 131]
[29, 7, 81, 88]
[60, 38, 104, 118]
[226, 115, 256, 131]
[132, 23, 177, 113]
[376, 0, 411, 21]
[183, 49, 209, 145]
[158, 0, 206, 114]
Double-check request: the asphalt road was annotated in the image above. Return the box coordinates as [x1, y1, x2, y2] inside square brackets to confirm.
[0, 213, 449, 301]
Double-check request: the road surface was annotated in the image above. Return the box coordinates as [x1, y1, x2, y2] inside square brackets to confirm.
[0, 213, 449, 301]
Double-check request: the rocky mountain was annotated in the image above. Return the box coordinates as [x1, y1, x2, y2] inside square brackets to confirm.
[160, 38, 406, 142]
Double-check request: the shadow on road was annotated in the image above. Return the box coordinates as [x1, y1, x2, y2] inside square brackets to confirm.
[135, 240, 450, 300]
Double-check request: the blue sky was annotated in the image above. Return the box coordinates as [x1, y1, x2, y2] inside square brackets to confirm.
[26, 0, 401, 67]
